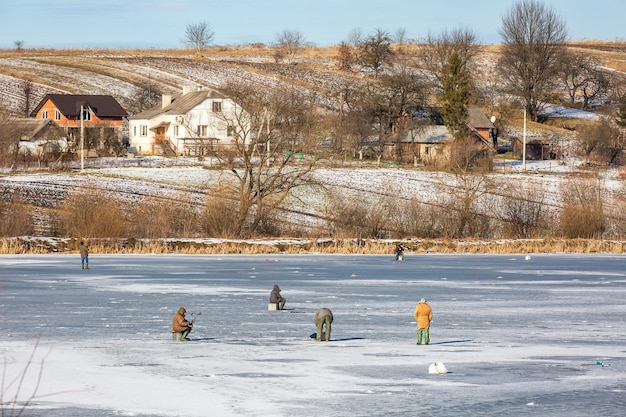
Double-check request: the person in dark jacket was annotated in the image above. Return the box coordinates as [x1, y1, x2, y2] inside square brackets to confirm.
[314, 308, 333, 342]
[395, 244, 405, 261]
[269, 284, 286, 310]
[172, 307, 193, 341]
[79, 241, 89, 269]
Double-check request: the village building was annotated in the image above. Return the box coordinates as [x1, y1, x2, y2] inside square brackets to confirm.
[15, 118, 67, 156]
[29, 94, 128, 155]
[128, 86, 245, 156]
[384, 107, 497, 165]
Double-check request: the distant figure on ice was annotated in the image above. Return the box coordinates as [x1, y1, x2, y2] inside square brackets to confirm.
[269, 284, 286, 310]
[314, 308, 333, 342]
[413, 298, 433, 345]
[172, 307, 193, 341]
[79, 241, 89, 269]
[395, 244, 405, 261]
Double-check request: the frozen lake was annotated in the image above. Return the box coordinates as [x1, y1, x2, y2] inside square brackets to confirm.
[1, 254, 625, 416]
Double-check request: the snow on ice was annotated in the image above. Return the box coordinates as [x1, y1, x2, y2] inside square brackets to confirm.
[1, 253, 625, 416]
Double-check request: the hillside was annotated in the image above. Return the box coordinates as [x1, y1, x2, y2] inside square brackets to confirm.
[2, 43, 626, 253]
[2, 42, 626, 118]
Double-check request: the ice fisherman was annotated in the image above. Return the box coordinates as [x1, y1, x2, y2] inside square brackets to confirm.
[395, 244, 405, 261]
[413, 298, 433, 345]
[172, 307, 193, 341]
[314, 308, 333, 342]
[269, 284, 286, 310]
[79, 241, 89, 269]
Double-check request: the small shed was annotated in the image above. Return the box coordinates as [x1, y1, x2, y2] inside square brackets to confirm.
[383, 125, 452, 164]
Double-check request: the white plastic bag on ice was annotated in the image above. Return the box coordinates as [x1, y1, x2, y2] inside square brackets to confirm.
[428, 362, 448, 374]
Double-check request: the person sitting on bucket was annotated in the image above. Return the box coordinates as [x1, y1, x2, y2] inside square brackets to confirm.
[269, 284, 286, 310]
[314, 308, 333, 342]
[172, 307, 193, 341]
[413, 298, 433, 345]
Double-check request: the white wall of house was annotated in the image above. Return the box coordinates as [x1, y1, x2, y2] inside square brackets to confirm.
[128, 93, 244, 155]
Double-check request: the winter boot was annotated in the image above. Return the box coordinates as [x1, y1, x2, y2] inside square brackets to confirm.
[81, 264, 84, 269]
[417, 330, 422, 345]
[181, 330, 190, 341]
[424, 329, 430, 345]
[85, 263, 89, 269]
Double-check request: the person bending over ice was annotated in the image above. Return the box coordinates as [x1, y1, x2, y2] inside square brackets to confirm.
[314, 308, 333, 341]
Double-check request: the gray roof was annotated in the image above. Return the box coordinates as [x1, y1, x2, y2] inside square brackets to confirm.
[392, 125, 452, 144]
[14, 118, 60, 140]
[467, 107, 494, 129]
[129, 89, 226, 120]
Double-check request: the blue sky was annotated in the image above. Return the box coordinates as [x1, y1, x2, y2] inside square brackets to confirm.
[1, 0, 624, 49]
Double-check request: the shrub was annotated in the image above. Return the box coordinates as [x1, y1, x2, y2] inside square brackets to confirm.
[58, 184, 127, 239]
[558, 177, 605, 238]
[0, 194, 34, 237]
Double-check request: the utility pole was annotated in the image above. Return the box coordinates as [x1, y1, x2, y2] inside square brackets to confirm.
[522, 107, 527, 171]
[80, 104, 84, 171]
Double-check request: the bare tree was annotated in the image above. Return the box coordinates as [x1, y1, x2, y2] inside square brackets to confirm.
[274, 29, 305, 64]
[13, 40, 24, 51]
[616, 95, 626, 128]
[419, 26, 479, 93]
[347, 27, 363, 48]
[437, 167, 494, 238]
[182, 21, 215, 52]
[497, 181, 548, 238]
[498, 0, 568, 122]
[206, 82, 324, 237]
[0, 108, 24, 169]
[596, 120, 626, 165]
[559, 51, 610, 109]
[576, 119, 623, 165]
[357, 29, 393, 79]
[21, 79, 33, 117]
[394, 27, 407, 46]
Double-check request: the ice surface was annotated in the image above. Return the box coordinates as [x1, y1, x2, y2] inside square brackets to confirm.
[1, 254, 625, 416]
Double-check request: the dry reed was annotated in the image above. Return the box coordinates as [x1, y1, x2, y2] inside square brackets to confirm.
[1, 237, 626, 255]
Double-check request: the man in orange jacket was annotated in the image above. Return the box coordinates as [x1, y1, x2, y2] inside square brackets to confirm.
[413, 298, 433, 345]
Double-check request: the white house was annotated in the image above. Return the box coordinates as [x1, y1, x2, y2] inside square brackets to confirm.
[128, 86, 245, 156]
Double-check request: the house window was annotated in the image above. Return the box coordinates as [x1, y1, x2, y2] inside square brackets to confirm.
[42, 110, 48, 119]
[227, 127, 233, 137]
[212, 101, 222, 112]
[140, 125, 148, 136]
[197, 125, 207, 137]
[54, 110, 61, 120]
[81, 107, 91, 121]
[133, 126, 137, 137]
[424, 146, 430, 155]
[173, 125, 179, 136]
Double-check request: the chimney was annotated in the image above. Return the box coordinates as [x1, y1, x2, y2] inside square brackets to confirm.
[182, 85, 194, 95]
[161, 94, 172, 108]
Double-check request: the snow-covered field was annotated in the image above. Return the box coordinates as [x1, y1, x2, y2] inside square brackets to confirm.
[1, 254, 625, 416]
